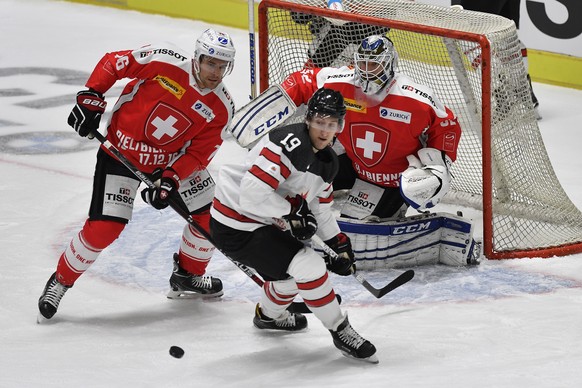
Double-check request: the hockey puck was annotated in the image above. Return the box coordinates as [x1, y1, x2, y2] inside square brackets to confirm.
[169, 346, 184, 359]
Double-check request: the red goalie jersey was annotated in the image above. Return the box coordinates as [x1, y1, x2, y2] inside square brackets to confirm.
[281, 66, 461, 188]
[86, 42, 235, 180]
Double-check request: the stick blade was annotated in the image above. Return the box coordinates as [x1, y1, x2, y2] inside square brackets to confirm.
[376, 269, 415, 298]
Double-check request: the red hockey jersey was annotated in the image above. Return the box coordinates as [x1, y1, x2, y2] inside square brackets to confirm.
[86, 42, 235, 181]
[281, 66, 461, 188]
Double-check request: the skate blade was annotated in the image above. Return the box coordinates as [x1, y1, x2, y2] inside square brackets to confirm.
[36, 313, 50, 324]
[341, 351, 379, 364]
[166, 289, 224, 300]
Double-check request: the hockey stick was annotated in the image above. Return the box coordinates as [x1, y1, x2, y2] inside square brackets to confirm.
[311, 234, 414, 298]
[91, 131, 337, 313]
[248, 0, 257, 99]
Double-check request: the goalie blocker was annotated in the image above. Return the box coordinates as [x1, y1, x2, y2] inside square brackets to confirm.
[313, 212, 481, 269]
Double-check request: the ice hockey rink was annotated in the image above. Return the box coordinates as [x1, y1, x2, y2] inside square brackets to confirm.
[2, 0, 582, 386]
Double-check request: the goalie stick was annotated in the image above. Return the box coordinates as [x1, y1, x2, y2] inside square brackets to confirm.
[91, 130, 336, 314]
[311, 234, 415, 298]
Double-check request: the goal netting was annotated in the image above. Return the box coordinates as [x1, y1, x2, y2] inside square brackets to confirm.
[256, 0, 582, 259]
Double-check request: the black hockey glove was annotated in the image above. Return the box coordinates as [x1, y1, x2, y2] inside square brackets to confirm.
[67, 89, 107, 138]
[284, 194, 318, 241]
[324, 233, 355, 276]
[140, 168, 179, 210]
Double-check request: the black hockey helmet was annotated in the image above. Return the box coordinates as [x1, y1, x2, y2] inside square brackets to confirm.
[305, 87, 347, 132]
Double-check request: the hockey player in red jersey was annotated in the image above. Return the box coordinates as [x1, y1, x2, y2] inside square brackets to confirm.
[210, 88, 378, 363]
[38, 28, 236, 321]
[281, 35, 462, 220]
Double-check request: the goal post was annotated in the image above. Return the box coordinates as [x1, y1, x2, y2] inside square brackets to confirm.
[256, 0, 582, 259]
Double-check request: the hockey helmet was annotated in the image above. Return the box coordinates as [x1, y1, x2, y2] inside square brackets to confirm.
[354, 35, 396, 95]
[306, 87, 347, 133]
[194, 28, 236, 76]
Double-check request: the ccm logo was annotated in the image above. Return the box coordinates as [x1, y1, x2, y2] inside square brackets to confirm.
[254, 106, 291, 136]
[392, 221, 432, 235]
[82, 98, 106, 109]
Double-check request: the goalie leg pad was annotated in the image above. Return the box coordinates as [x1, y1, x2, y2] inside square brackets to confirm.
[228, 84, 297, 148]
[328, 213, 480, 269]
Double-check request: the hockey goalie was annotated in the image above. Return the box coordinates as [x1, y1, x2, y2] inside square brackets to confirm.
[230, 34, 481, 269]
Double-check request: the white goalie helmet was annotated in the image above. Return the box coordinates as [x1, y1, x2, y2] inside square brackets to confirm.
[194, 28, 236, 76]
[354, 35, 397, 95]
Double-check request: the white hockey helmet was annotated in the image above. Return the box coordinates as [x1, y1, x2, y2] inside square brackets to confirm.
[194, 28, 236, 76]
[354, 35, 396, 95]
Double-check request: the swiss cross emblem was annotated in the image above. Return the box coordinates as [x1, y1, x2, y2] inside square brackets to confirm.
[350, 123, 389, 168]
[145, 103, 192, 146]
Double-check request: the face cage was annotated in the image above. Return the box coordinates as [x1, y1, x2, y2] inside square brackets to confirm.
[354, 53, 393, 95]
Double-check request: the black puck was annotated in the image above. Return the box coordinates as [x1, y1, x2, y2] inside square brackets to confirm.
[169, 345, 184, 359]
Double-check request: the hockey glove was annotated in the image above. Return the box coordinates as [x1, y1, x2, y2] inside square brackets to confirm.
[284, 194, 318, 240]
[400, 148, 452, 210]
[324, 233, 355, 276]
[67, 89, 107, 138]
[140, 168, 179, 210]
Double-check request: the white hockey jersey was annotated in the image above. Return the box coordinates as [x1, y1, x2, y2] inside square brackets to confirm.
[211, 123, 341, 241]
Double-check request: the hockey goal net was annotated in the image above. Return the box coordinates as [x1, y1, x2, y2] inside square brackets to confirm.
[257, 0, 582, 259]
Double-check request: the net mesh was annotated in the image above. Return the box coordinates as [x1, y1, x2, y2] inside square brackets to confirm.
[259, 0, 582, 257]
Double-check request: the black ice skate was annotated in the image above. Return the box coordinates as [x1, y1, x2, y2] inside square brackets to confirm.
[253, 304, 308, 331]
[329, 314, 378, 364]
[167, 254, 223, 299]
[37, 272, 71, 322]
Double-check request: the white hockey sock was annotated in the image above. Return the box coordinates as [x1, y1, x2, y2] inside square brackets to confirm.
[288, 247, 342, 329]
[259, 278, 299, 319]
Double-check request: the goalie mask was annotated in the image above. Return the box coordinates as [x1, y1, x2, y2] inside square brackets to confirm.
[193, 28, 236, 78]
[354, 35, 396, 95]
[305, 87, 347, 134]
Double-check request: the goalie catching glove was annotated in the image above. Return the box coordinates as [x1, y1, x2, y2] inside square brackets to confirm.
[140, 168, 180, 210]
[400, 148, 452, 210]
[67, 89, 107, 138]
[284, 195, 317, 240]
[323, 233, 356, 276]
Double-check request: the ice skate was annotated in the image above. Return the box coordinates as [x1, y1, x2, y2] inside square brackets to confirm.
[253, 304, 308, 331]
[37, 272, 71, 322]
[167, 254, 223, 299]
[329, 314, 378, 364]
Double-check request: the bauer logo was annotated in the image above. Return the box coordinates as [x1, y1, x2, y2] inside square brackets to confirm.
[379, 107, 411, 124]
